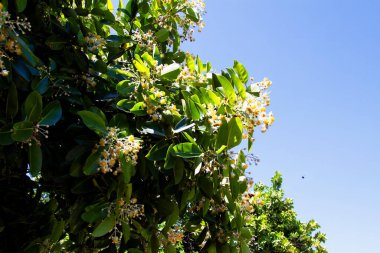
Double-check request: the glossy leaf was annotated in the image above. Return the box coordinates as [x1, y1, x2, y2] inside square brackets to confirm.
[146, 141, 169, 161]
[233, 60, 249, 84]
[130, 102, 147, 116]
[186, 53, 196, 72]
[16, 0, 27, 12]
[0, 130, 14, 145]
[78, 110, 107, 136]
[24, 91, 42, 122]
[92, 215, 116, 237]
[173, 117, 195, 134]
[227, 68, 246, 99]
[50, 220, 65, 243]
[31, 76, 49, 94]
[164, 144, 176, 170]
[216, 119, 228, 149]
[171, 143, 202, 158]
[29, 139, 42, 177]
[174, 158, 184, 184]
[120, 155, 135, 183]
[39, 101, 62, 126]
[11, 121, 34, 142]
[213, 74, 236, 104]
[10, 32, 42, 67]
[227, 117, 243, 149]
[160, 63, 181, 81]
[155, 28, 169, 42]
[83, 150, 101, 175]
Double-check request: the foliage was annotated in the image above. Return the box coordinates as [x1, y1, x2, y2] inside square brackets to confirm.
[244, 172, 327, 253]
[0, 0, 325, 252]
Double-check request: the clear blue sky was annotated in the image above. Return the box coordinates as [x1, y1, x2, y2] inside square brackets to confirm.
[183, 1, 380, 252]
[113, 0, 380, 251]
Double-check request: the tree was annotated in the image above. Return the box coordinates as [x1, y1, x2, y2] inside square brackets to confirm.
[244, 172, 327, 253]
[0, 0, 325, 252]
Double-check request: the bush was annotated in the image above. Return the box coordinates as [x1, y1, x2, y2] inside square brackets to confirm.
[0, 0, 325, 252]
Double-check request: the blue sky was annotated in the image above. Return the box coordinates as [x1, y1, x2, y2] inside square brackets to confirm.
[182, 1, 380, 252]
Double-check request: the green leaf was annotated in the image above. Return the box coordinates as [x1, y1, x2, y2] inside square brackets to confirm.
[93, 60, 107, 73]
[206, 90, 221, 106]
[184, 94, 204, 121]
[155, 28, 170, 42]
[122, 221, 130, 243]
[91, 8, 115, 22]
[233, 60, 249, 84]
[11, 121, 33, 142]
[31, 76, 49, 94]
[24, 91, 42, 122]
[164, 144, 176, 170]
[186, 7, 200, 22]
[164, 204, 179, 231]
[120, 156, 135, 183]
[10, 31, 42, 67]
[216, 145, 227, 154]
[164, 245, 176, 253]
[133, 56, 150, 75]
[29, 139, 42, 177]
[141, 52, 156, 68]
[50, 220, 65, 243]
[171, 143, 202, 158]
[240, 227, 252, 239]
[78, 110, 107, 136]
[160, 63, 181, 81]
[12, 59, 30, 81]
[197, 56, 205, 73]
[92, 215, 116, 237]
[186, 53, 196, 72]
[207, 243, 217, 253]
[109, 113, 130, 130]
[173, 117, 195, 133]
[155, 198, 176, 217]
[39, 101, 62, 126]
[227, 68, 246, 99]
[6, 83, 18, 118]
[117, 99, 134, 112]
[174, 158, 184, 184]
[130, 102, 147, 116]
[0, 129, 14, 145]
[83, 150, 101, 175]
[216, 119, 228, 149]
[227, 117, 243, 149]
[198, 176, 213, 198]
[138, 122, 165, 137]
[146, 141, 169, 161]
[240, 242, 250, 253]
[81, 203, 108, 223]
[45, 35, 66, 50]
[16, 0, 27, 13]
[107, 0, 114, 11]
[213, 74, 236, 104]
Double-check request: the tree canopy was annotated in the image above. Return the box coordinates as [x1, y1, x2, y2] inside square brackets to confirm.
[0, 0, 326, 252]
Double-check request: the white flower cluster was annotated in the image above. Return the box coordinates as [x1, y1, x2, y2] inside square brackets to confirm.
[132, 30, 154, 50]
[95, 128, 142, 175]
[228, 77, 275, 139]
[85, 33, 106, 52]
[0, 3, 31, 76]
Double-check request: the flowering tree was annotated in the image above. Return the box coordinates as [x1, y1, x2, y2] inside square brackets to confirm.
[0, 0, 325, 252]
[245, 172, 327, 253]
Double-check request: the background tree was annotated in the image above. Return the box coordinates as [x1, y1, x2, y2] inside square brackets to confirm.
[0, 0, 325, 252]
[243, 172, 327, 253]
